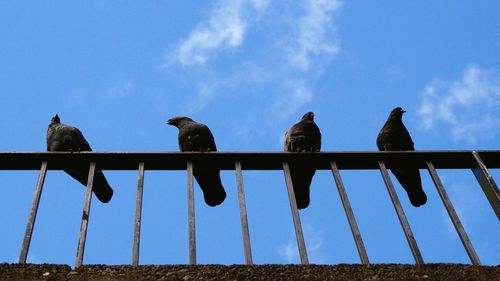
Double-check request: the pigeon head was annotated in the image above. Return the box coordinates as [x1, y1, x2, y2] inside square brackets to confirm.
[51, 114, 61, 124]
[301, 112, 315, 121]
[389, 107, 406, 118]
[167, 116, 193, 128]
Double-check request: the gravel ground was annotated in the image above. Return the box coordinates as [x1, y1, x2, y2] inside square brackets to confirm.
[1, 263, 498, 281]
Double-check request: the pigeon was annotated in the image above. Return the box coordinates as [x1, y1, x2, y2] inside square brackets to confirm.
[46, 114, 113, 203]
[167, 116, 226, 207]
[377, 107, 427, 207]
[284, 112, 321, 209]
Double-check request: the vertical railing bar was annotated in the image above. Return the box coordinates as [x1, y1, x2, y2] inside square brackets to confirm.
[19, 161, 48, 264]
[330, 161, 370, 264]
[187, 161, 196, 265]
[282, 162, 309, 265]
[132, 162, 145, 266]
[378, 161, 424, 265]
[235, 161, 253, 265]
[75, 161, 96, 268]
[426, 161, 481, 265]
[471, 151, 500, 220]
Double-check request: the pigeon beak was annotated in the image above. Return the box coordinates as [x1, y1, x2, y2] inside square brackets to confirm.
[402, 110, 407, 113]
[166, 119, 172, 125]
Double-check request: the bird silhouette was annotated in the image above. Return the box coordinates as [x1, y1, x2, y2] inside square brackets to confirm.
[284, 112, 321, 209]
[167, 116, 226, 207]
[46, 114, 113, 203]
[377, 107, 427, 207]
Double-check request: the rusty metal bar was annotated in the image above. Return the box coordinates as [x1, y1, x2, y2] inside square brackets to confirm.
[132, 162, 145, 266]
[18, 161, 48, 264]
[378, 161, 424, 265]
[235, 162, 253, 265]
[75, 162, 96, 268]
[187, 161, 196, 265]
[282, 162, 309, 265]
[330, 161, 369, 264]
[471, 151, 500, 220]
[426, 161, 481, 265]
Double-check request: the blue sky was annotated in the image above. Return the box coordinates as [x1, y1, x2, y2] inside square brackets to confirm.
[0, 1, 499, 266]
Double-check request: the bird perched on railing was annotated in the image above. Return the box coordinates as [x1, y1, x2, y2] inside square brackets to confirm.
[377, 107, 427, 207]
[284, 112, 322, 209]
[167, 116, 226, 207]
[46, 114, 113, 203]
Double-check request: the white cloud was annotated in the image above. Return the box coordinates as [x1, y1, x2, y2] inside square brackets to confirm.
[416, 65, 500, 143]
[271, 0, 342, 119]
[168, 0, 342, 120]
[169, 0, 269, 66]
[273, 81, 314, 120]
[278, 224, 326, 264]
[278, 239, 299, 263]
[286, 0, 342, 71]
[191, 80, 219, 112]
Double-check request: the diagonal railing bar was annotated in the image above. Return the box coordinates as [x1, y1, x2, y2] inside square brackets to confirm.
[132, 162, 145, 266]
[282, 162, 309, 265]
[426, 161, 481, 265]
[471, 151, 500, 220]
[19, 161, 48, 264]
[75, 162, 96, 268]
[378, 161, 424, 265]
[330, 161, 370, 264]
[235, 161, 253, 265]
[187, 161, 196, 265]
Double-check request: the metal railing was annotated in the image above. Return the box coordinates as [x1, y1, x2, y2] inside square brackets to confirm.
[1, 151, 499, 267]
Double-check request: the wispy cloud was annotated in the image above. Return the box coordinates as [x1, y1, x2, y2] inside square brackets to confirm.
[167, 0, 342, 124]
[168, 0, 269, 66]
[285, 0, 342, 71]
[270, 0, 341, 119]
[273, 81, 314, 120]
[416, 65, 500, 143]
[278, 224, 326, 264]
[278, 239, 299, 263]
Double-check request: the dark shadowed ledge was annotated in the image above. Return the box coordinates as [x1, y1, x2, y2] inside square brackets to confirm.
[1, 264, 498, 281]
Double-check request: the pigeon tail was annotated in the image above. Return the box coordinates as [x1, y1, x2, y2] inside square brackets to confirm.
[64, 166, 114, 203]
[289, 161, 316, 209]
[407, 190, 427, 207]
[91, 170, 114, 203]
[391, 167, 427, 207]
[193, 161, 227, 207]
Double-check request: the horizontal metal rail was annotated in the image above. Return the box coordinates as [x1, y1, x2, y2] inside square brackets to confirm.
[0, 151, 499, 170]
[6, 151, 498, 267]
